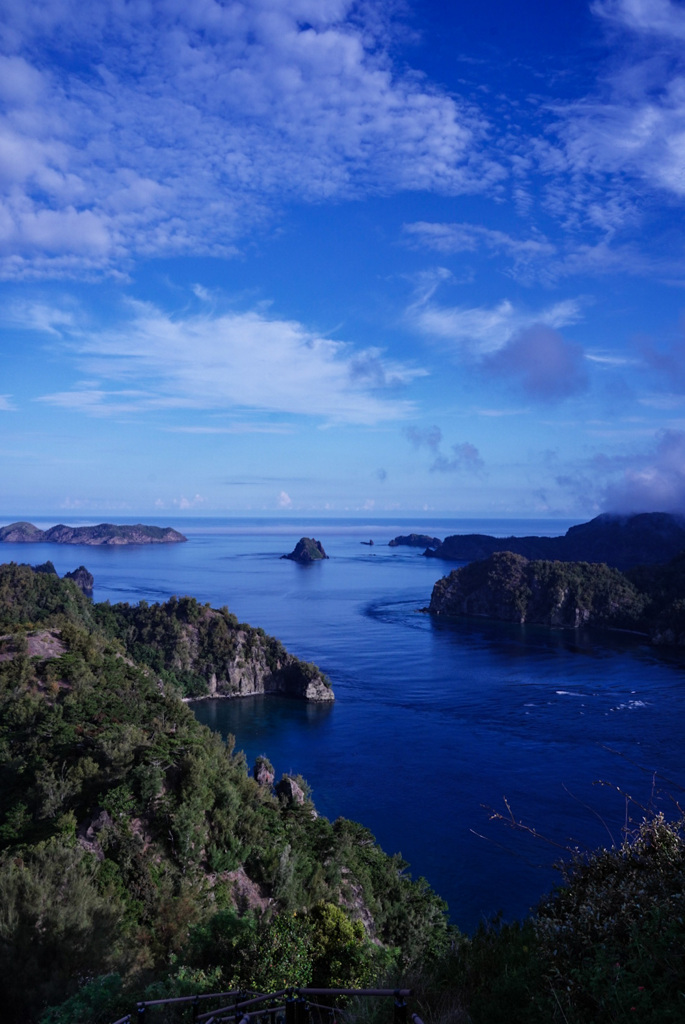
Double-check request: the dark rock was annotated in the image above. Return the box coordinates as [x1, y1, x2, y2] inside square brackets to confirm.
[253, 756, 275, 787]
[64, 565, 94, 597]
[389, 533, 442, 549]
[281, 537, 328, 563]
[426, 512, 685, 570]
[275, 775, 306, 805]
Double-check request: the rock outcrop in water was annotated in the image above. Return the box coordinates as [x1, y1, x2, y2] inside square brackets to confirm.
[425, 512, 685, 570]
[281, 537, 328, 563]
[0, 521, 187, 545]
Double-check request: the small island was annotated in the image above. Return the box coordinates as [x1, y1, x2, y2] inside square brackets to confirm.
[389, 533, 442, 549]
[0, 521, 187, 545]
[281, 537, 329, 564]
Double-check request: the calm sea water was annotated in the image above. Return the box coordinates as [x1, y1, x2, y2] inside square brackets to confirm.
[4, 515, 685, 931]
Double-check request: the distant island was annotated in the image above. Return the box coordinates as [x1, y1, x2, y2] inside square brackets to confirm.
[424, 512, 685, 570]
[0, 521, 187, 545]
[389, 533, 441, 549]
[281, 537, 329, 563]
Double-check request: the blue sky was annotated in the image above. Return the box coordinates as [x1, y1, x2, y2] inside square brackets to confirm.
[2, 0, 685, 517]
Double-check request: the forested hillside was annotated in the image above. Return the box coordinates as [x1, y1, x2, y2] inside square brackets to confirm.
[0, 563, 448, 1023]
[2, 561, 684, 1024]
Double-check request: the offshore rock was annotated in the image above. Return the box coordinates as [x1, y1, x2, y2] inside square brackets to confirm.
[281, 537, 328, 563]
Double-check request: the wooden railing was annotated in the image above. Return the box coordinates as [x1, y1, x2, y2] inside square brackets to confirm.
[111, 987, 420, 1024]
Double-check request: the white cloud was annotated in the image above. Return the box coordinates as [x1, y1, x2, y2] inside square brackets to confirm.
[407, 281, 583, 356]
[0, 394, 16, 410]
[30, 299, 424, 425]
[0, 0, 499, 278]
[593, 0, 685, 39]
[551, 1, 685, 203]
[278, 490, 293, 508]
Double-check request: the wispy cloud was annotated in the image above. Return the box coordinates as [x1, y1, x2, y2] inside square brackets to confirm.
[403, 221, 556, 283]
[552, 0, 685, 204]
[28, 299, 425, 426]
[0, 395, 16, 411]
[407, 275, 583, 356]
[0, 0, 500, 278]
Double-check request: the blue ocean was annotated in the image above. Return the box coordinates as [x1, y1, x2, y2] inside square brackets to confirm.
[4, 515, 685, 932]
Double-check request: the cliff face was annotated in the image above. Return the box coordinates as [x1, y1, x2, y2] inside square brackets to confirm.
[427, 512, 685, 570]
[429, 551, 645, 628]
[95, 596, 334, 701]
[0, 521, 187, 545]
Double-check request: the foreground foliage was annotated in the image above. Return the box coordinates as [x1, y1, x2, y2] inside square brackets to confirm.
[0, 563, 448, 1023]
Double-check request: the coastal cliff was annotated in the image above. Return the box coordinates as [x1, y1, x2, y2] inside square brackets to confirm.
[429, 551, 645, 628]
[426, 512, 685, 570]
[0, 521, 187, 545]
[95, 595, 334, 701]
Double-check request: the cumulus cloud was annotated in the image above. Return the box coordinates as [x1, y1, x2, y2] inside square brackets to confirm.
[29, 299, 422, 425]
[603, 429, 685, 511]
[0, 0, 499, 278]
[484, 325, 589, 401]
[278, 490, 293, 509]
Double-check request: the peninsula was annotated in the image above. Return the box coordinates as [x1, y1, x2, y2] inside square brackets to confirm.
[425, 511, 685, 570]
[429, 548, 685, 644]
[0, 521, 187, 545]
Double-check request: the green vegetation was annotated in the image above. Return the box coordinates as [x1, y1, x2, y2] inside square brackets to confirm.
[1, 560, 684, 1024]
[430, 549, 685, 639]
[0, 563, 446, 1023]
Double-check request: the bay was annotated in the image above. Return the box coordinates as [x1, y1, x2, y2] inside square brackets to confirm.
[4, 514, 685, 932]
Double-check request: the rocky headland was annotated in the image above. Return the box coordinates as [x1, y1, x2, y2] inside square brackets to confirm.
[429, 551, 643, 628]
[429, 548, 685, 644]
[425, 512, 685, 570]
[281, 537, 329, 563]
[0, 521, 187, 545]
